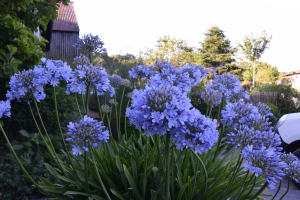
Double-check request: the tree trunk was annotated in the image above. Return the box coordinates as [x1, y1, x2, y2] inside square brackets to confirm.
[252, 61, 256, 88]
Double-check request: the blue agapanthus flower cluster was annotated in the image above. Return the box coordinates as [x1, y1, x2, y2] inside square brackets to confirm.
[6, 68, 48, 103]
[72, 34, 107, 55]
[149, 60, 191, 93]
[201, 88, 223, 107]
[65, 115, 109, 155]
[65, 64, 113, 96]
[179, 64, 207, 86]
[207, 74, 242, 96]
[108, 74, 123, 87]
[241, 145, 287, 189]
[221, 101, 259, 128]
[256, 102, 274, 118]
[35, 58, 73, 87]
[73, 55, 90, 66]
[128, 65, 152, 80]
[226, 87, 250, 103]
[126, 85, 193, 136]
[171, 108, 218, 154]
[0, 100, 11, 118]
[281, 152, 300, 183]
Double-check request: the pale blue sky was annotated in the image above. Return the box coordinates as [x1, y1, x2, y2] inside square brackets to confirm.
[71, 0, 299, 72]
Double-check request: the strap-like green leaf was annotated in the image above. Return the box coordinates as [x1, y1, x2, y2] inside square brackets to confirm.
[110, 189, 126, 200]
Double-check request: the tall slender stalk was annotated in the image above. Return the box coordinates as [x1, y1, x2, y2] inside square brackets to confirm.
[221, 154, 243, 200]
[165, 134, 171, 200]
[85, 84, 90, 117]
[191, 150, 208, 199]
[54, 87, 79, 178]
[124, 99, 130, 140]
[118, 87, 125, 134]
[212, 123, 225, 163]
[81, 92, 86, 114]
[279, 178, 290, 200]
[143, 137, 149, 199]
[89, 144, 111, 200]
[271, 180, 282, 200]
[31, 100, 67, 177]
[94, 89, 104, 122]
[249, 181, 268, 200]
[74, 94, 83, 120]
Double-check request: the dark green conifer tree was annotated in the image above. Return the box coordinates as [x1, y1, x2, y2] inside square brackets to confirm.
[199, 26, 237, 69]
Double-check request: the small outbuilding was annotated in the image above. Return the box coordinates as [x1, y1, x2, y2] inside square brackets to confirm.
[45, 2, 80, 62]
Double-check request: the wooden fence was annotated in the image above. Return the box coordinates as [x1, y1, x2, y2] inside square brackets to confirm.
[244, 92, 278, 106]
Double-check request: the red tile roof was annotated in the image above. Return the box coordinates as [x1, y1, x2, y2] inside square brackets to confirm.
[52, 2, 79, 32]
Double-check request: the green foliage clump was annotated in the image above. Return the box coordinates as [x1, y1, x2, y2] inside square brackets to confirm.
[0, 130, 71, 200]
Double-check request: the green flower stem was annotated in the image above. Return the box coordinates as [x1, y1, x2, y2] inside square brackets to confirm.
[249, 181, 268, 200]
[205, 105, 209, 117]
[191, 149, 208, 200]
[208, 106, 212, 118]
[243, 176, 257, 200]
[143, 136, 149, 199]
[150, 150, 184, 200]
[114, 90, 120, 138]
[271, 180, 282, 200]
[85, 84, 90, 116]
[234, 170, 249, 200]
[212, 123, 225, 163]
[279, 178, 290, 200]
[165, 134, 171, 200]
[170, 144, 175, 200]
[89, 144, 111, 200]
[81, 92, 86, 114]
[94, 89, 104, 122]
[89, 52, 92, 64]
[124, 99, 130, 140]
[0, 124, 54, 198]
[237, 173, 255, 200]
[118, 87, 125, 135]
[31, 100, 67, 177]
[221, 154, 243, 200]
[217, 103, 221, 122]
[155, 134, 165, 170]
[84, 150, 89, 195]
[53, 87, 79, 178]
[75, 94, 83, 120]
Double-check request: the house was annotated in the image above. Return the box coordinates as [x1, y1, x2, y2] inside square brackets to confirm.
[45, 2, 80, 62]
[281, 72, 300, 92]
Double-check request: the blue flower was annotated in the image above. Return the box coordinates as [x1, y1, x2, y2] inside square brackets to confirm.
[73, 55, 90, 66]
[65, 64, 111, 96]
[65, 115, 109, 155]
[201, 88, 223, 106]
[221, 101, 259, 128]
[6, 69, 48, 103]
[226, 87, 250, 103]
[171, 108, 219, 154]
[207, 74, 242, 96]
[241, 145, 287, 189]
[256, 102, 274, 118]
[281, 152, 300, 183]
[149, 60, 192, 93]
[34, 58, 73, 87]
[108, 74, 123, 87]
[122, 79, 131, 87]
[0, 100, 11, 118]
[128, 65, 151, 80]
[73, 34, 107, 55]
[126, 84, 193, 136]
[180, 64, 207, 86]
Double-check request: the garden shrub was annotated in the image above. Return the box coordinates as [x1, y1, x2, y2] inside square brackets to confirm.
[0, 130, 72, 200]
[265, 103, 279, 118]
